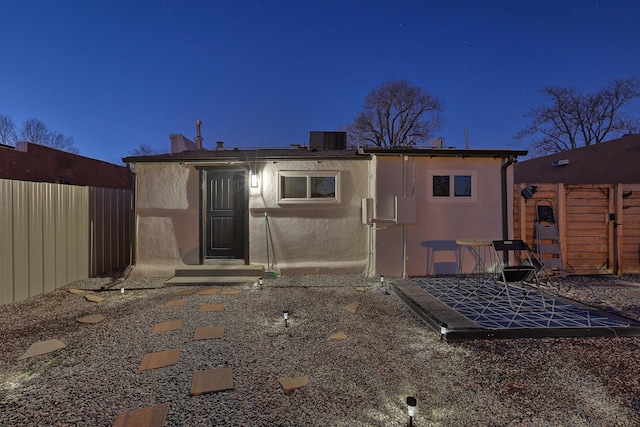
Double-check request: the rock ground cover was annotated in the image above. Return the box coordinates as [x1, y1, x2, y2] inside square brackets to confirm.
[0, 274, 639, 426]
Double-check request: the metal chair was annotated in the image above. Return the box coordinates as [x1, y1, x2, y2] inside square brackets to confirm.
[492, 240, 547, 311]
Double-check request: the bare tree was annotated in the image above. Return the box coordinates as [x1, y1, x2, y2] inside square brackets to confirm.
[20, 118, 78, 154]
[515, 77, 640, 156]
[0, 115, 17, 145]
[348, 80, 444, 147]
[129, 143, 160, 156]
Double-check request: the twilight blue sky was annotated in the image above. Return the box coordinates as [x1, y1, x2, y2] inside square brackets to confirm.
[1, 1, 639, 163]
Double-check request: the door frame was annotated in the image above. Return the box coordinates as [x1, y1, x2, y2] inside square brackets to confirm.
[197, 167, 249, 264]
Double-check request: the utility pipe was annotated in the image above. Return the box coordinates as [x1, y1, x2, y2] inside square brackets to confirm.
[402, 155, 407, 278]
[127, 162, 138, 270]
[500, 155, 517, 240]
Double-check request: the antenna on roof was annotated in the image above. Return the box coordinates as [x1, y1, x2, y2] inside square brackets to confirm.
[465, 128, 469, 149]
[195, 120, 203, 150]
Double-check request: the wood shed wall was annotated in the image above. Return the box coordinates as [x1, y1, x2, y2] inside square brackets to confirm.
[514, 183, 640, 275]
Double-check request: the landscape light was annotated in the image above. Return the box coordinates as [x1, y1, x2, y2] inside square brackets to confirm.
[406, 396, 417, 427]
[283, 311, 288, 327]
[440, 322, 448, 341]
[380, 275, 385, 285]
[259, 278, 263, 289]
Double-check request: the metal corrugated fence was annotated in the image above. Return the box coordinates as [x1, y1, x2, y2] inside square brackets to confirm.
[1, 179, 133, 305]
[89, 187, 133, 277]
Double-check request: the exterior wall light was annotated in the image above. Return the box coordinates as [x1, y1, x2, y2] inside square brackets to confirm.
[406, 396, 417, 427]
[520, 185, 537, 200]
[250, 171, 259, 188]
[283, 311, 288, 327]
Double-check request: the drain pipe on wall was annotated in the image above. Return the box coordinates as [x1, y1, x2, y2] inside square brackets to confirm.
[127, 162, 138, 272]
[500, 155, 517, 241]
[402, 155, 407, 278]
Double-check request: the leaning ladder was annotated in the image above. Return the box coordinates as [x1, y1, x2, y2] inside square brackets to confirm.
[534, 200, 566, 278]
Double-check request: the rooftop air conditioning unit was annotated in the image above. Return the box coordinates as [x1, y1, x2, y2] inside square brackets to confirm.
[429, 137, 444, 148]
[310, 131, 347, 150]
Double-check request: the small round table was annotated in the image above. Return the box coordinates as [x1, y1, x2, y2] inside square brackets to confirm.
[456, 239, 495, 290]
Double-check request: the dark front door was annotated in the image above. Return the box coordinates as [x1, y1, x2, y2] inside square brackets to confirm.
[204, 169, 247, 260]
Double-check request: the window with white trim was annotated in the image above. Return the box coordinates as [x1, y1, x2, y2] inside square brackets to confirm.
[428, 170, 477, 202]
[278, 171, 340, 203]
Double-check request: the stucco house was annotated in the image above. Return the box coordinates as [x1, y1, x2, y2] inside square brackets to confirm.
[123, 135, 526, 278]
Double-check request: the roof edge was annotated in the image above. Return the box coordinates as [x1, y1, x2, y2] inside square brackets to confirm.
[362, 147, 528, 158]
[123, 147, 528, 163]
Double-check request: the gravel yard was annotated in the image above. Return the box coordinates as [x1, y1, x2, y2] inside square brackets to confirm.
[1, 273, 640, 426]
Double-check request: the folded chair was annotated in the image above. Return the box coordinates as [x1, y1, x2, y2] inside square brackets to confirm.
[492, 240, 547, 311]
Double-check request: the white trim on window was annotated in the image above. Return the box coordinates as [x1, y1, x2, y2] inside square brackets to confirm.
[427, 169, 477, 203]
[277, 171, 341, 204]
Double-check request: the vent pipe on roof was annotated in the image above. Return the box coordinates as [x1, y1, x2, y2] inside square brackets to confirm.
[194, 120, 203, 150]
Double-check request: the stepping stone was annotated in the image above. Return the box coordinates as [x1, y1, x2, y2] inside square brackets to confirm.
[85, 294, 105, 303]
[190, 367, 234, 395]
[112, 402, 170, 427]
[278, 375, 309, 392]
[18, 339, 66, 360]
[174, 288, 197, 295]
[139, 349, 180, 371]
[622, 290, 640, 298]
[199, 303, 224, 312]
[355, 287, 366, 292]
[193, 326, 225, 340]
[152, 319, 183, 334]
[329, 332, 348, 342]
[220, 289, 241, 295]
[78, 314, 105, 324]
[68, 288, 85, 294]
[164, 298, 189, 308]
[343, 302, 361, 314]
[198, 288, 220, 295]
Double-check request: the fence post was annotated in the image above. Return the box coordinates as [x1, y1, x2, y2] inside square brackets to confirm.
[556, 183, 567, 271]
[615, 183, 624, 275]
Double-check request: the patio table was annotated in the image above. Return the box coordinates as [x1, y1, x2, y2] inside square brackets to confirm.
[456, 239, 495, 290]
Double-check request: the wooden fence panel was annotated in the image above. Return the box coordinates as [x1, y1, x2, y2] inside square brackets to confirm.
[564, 185, 613, 274]
[514, 183, 557, 248]
[514, 182, 640, 275]
[620, 184, 640, 273]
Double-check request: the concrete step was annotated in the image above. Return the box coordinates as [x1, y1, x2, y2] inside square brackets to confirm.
[165, 275, 260, 285]
[172, 265, 265, 278]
